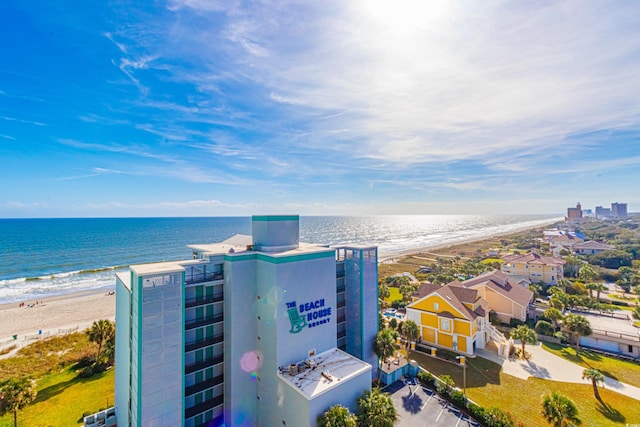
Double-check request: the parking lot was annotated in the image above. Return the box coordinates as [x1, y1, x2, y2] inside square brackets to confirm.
[384, 380, 480, 427]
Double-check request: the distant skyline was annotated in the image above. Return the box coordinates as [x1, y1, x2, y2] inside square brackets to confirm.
[1, 1, 639, 218]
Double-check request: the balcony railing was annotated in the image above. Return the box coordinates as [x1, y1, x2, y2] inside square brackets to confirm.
[185, 293, 224, 308]
[185, 314, 224, 330]
[337, 330, 346, 339]
[336, 284, 346, 293]
[185, 272, 224, 285]
[185, 354, 224, 374]
[336, 270, 346, 278]
[336, 314, 346, 323]
[185, 334, 224, 352]
[185, 395, 224, 419]
[185, 374, 224, 396]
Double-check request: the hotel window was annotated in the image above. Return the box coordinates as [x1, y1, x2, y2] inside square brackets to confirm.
[434, 303, 439, 311]
[441, 319, 451, 331]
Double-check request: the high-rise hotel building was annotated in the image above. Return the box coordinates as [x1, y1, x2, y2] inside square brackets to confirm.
[114, 215, 378, 426]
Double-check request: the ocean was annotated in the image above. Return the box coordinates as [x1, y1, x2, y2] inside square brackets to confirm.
[0, 215, 561, 303]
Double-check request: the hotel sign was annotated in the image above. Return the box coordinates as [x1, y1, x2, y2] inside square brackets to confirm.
[285, 299, 332, 334]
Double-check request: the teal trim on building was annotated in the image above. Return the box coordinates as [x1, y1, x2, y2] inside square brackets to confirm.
[252, 215, 299, 222]
[225, 250, 334, 264]
[181, 271, 186, 424]
[359, 250, 365, 360]
[137, 275, 143, 427]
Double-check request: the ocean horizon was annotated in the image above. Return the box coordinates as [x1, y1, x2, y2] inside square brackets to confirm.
[0, 214, 562, 303]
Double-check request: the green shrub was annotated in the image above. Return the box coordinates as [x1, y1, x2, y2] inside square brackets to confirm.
[484, 407, 516, 427]
[509, 318, 525, 328]
[535, 320, 554, 336]
[468, 403, 486, 422]
[450, 390, 466, 408]
[417, 370, 434, 386]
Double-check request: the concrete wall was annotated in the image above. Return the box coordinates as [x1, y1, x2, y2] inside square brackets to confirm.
[114, 276, 131, 427]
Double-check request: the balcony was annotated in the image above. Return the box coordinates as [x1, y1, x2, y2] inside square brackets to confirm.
[336, 270, 346, 278]
[185, 314, 224, 330]
[185, 272, 224, 285]
[336, 314, 346, 323]
[337, 330, 346, 339]
[185, 395, 224, 419]
[185, 354, 224, 374]
[185, 334, 224, 352]
[185, 293, 224, 308]
[185, 374, 224, 396]
[336, 284, 346, 293]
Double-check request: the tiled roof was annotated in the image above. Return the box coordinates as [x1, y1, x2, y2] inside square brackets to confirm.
[409, 281, 481, 321]
[458, 270, 533, 308]
[502, 252, 565, 266]
[572, 241, 615, 250]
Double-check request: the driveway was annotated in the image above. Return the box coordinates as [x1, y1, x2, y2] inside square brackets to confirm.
[476, 342, 640, 401]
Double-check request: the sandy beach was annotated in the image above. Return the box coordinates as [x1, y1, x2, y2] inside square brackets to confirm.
[0, 289, 115, 347]
[0, 217, 559, 350]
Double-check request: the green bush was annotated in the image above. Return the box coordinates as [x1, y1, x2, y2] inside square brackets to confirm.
[509, 318, 526, 328]
[535, 320, 554, 336]
[417, 370, 434, 387]
[450, 390, 466, 408]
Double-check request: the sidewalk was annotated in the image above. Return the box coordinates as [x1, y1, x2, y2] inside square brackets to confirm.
[477, 342, 640, 401]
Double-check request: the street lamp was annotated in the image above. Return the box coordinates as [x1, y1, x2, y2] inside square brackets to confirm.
[456, 356, 466, 400]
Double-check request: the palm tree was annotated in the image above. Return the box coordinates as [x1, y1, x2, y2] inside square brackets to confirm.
[356, 388, 397, 427]
[582, 368, 605, 402]
[578, 264, 598, 285]
[373, 329, 396, 379]
[318, 404, 357, 427]
[563, 314, 592, 351]
[544, 308, 564, 331]
[541, 392, 580, 427]
[595, 284, 607, 303]
[511, 324, 537, 359]
[0, 378, 37, 427]
[402, 320, 419, 350]
[584, 283, 598, 299]
[87, 319, 115, 363]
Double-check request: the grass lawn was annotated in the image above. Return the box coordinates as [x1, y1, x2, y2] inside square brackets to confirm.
[410, 350, 640, 427]
[0, 366, 114, 427]
[541, 342, 640, 385]
[481, 257, 503, 264]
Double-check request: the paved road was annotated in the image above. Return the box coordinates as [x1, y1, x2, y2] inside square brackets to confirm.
[477, 342, 640, 401]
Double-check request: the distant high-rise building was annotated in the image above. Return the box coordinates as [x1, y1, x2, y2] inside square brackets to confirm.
[595, 206, 611, 218]
[113, 215, 378, 427]
[611, 202, 628, 218]
[567, 202, 583, 220]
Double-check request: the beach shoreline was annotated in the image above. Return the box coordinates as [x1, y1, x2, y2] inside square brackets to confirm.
[0, 217, 560, 347]
[0, 288, 115, 350]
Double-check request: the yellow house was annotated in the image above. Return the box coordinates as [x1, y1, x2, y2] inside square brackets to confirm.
[501, 251, 565, 285]
[406, 282, 489, 356]
[455, 270, 534, 324]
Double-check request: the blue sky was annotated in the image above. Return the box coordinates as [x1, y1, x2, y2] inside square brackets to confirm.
[1, 1, 639, 218]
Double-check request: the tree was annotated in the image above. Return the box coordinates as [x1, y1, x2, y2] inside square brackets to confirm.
[378, 283, 390, 300]
[0, 378, 37, 427]
[595, 283, 607, 303]
[318, 404, 357, 427]
[563, 314, 592, 351]
[511, 325, 537, 359]
[402, 320, 419, 349]
[578, 264, 598, 284]
[87, 319, 115, 364]
[356, 388, 397, 427]
[544, 308, 564, 330]
[541, 392, 580, 427]
[373, 329, 396, 379]
[582, 368, 605, 402]
[584, 283, 598, 299]
[529, 283, 542, 301]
